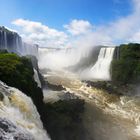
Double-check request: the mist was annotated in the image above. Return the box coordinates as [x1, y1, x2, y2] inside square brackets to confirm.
[38, 46, 93, 71]
[38, 45, 115, 81]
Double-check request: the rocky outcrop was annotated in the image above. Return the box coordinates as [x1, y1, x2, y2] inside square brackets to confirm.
[0, 118, 34, 140]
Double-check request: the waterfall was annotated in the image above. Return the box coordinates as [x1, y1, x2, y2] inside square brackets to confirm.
[87, 47, 115, 80]
[80, 47, 115, 80]
[21, 42, 38, 57]
[38, 46, 114, 81]
[15, 35, 21, 53]
[0, 81, 50, 140]
[38, 47, 92, 71]
[33, 68, 41, 88]
[4, 31, 7, 50]
[0, 26, 38, 57]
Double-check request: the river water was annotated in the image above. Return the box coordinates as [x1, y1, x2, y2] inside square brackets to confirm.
[42, 70, 140, 140]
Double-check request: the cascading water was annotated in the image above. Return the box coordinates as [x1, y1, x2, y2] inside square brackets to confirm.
[38, 45, 140, 140]
[15, 35, 21, 53]
[0, 81, 50, 140]
[90, 47, 115, 80]
[79, 47, 115, 81]
[22, 43, 39, 57]
[0, 26, 38, 57]
[42, 70, 140, 140]
[38, 46, 114, 81]
[4, 31, 7, 50]
[33, 68, 41, 88]
[38, 47, 93, 71]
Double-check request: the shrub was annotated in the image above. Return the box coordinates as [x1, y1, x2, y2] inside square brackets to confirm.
[0, 51, 44, 119]
[112, 43, 140, 84]
[44, 99, 86, 140]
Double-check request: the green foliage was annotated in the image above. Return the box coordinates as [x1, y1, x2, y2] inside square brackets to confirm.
[112, 43, 140, 84]
[0, 51, 44, 112]
[0, 49, 8, 53]
[120, 43, 140, 59]
[44, 99, 86, 140]
[0, 52, 33, 92]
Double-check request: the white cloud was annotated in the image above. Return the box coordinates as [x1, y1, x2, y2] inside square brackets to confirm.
[74, 0, 140, 45]
[129, 30, 140, 42]
[133, 0, 140, 11]
[12, 0, 140, 48]
[64, 19, 93, 36]
[12, 19, 68, 47]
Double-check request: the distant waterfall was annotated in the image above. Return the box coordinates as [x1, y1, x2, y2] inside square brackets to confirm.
[34, 68, 41, 88]
[80, 47, 115, 81]
[4, 31, 7, 50]
[38, 47, 92, 71]
[38, 47, 115, 81]
[0, 26, 38, 57]
[90, 47, 115, 80]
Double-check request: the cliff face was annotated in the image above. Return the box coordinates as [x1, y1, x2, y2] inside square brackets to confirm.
[0, 26, 38, 56]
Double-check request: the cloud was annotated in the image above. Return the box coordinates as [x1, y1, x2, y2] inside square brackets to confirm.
[12, 19, 68, 47]
[133, 0, 140, 11]
[73, 0, 140, 45]
[106, 0, 140, 43]
[64, 19, 93, 36]
[12, 0, 140, 48]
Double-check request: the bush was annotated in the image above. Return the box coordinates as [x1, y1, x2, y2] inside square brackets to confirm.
[44, 99, 86, 140]
[0, 51, 44, 120]
[112, 43, 140, 84]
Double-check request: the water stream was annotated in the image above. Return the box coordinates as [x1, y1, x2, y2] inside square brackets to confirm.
[38, 46, 140, 140]
[42, 70, 140, 140]
[0, 81, 50, 140]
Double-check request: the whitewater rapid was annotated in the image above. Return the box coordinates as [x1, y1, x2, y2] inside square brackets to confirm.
[42, 70, 140, 140]
[0, 81, 50, 140]
[38, 46, 140, 139]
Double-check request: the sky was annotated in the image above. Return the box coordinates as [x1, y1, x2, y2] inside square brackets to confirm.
[0, 0, 140, 47]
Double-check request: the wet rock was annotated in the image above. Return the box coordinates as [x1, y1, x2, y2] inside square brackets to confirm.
[0, 118, 34, 140]
[0, 92, 4, 101]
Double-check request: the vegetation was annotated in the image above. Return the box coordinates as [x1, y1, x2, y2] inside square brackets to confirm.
[0, 51, 87, 140]
[44, 99, 86, 140]
[0, 51, 44, 121]
[112, 43, 140, 84]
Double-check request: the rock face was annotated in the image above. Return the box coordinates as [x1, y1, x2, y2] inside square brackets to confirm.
[0, 26, 38, 56]
[0, 118, 34, 140]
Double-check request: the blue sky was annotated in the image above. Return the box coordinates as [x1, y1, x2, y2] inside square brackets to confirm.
[0, 0, 140, 47]
[0, 0, 131, 29]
